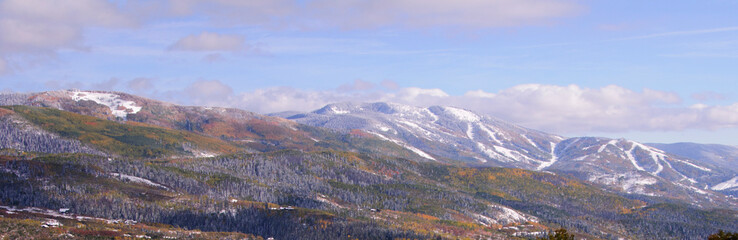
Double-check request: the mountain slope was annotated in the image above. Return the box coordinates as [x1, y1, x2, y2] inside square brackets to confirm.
[287, 102, 738, 207]
[648, 142, 738, 172]
[0, 91, 435, 160]
[288, 102, 563, 169]
[1, 90, 313, 151]
[649, 142, 738, 195]
[550, 137, 737, 206]
[2, 105, 246, 158]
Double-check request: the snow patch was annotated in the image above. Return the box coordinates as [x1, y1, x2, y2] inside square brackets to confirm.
[316, 194, 346, 209]
[489, 204, 537, 225]
[537, 142, 558, 170]
[623, 142, 646, 172]
[672, 158, 713, 172]
[403, 144, 437, 161]
[423, 108, 439, 122]
[192, 151, 216, 158]
[478, 124, 502, 145]
[0, 206, 74, 219]
[588, 173, 658, 196]
[368, 132, 436, 161]
[70, 91, 141, 119]
[111, 173, 168, 190]
[598, 139, 618, 153]
[472, 213, 497, 226]
[522, 135, 537, 148]
[396, 120, 438, 139]
[712, 176, 738, 191]
[628, 141, 665, 175]
[329, 106, 350, 114]
[466, 123, 474, 140]
[443, 107, 480, 122]
[493, 145, 521, 162]
[377, 125, 392, 132]
[476, 142, 502, 162]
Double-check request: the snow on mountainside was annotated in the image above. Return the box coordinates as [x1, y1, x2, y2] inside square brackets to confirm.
[0, 90, 143, 120]
[549, 137, 736, 203]
[0, 90, 319, 152]
[712, 177, 738, 191]
[648, 142, 738, 172]
[70, 91, 141, 119]
[288, 102, 563, 169]
[289, 102, 738, 206]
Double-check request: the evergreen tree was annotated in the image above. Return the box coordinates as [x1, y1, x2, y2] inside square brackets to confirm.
[538, 228, 575, 240]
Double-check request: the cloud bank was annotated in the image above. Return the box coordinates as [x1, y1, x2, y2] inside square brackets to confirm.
[0, 0, 133, 73]
[0, 0, 581, 74]
[153, 80, 738, 135]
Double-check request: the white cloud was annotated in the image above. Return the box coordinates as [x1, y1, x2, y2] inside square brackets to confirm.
[160, 82, 738, 135]
[181, 80, 235, 106]
[0, 0, 132, 54]
[169, 32, 246, 52]
[0, 0, 133, 73]
[236, 87, 346, 113]
[165, 0, 582, 30]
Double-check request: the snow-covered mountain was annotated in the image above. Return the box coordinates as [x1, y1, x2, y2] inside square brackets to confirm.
[550, 137, 736, 205]
[286, 102, 738, 206]
[287, 102, 563, 169]
[648, 142, 738, 172]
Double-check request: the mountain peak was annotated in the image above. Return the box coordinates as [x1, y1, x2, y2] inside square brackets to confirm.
[432, 106, 481, 122]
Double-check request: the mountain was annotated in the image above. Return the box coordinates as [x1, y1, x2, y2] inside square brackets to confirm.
[649, 142, 738, 195]
[1, 91, 737, 239]
[287, 102, 563, 169]
[648, 142, 738, 172]
[0, 90, 430, 159]
[549, 137, 736, 206]
[1, 90, 310, 152]
[286, 102, 738, 206]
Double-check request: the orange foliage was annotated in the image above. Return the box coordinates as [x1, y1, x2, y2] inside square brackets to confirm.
[349, 129, 372, 138]
[203, 121, 238, 138]
[0, 108, 13, 117]
[506, 168, 532, 178]
[317, 219, 331, 230]
[454, 168, 477, 178]
[246, 119, 288, 140]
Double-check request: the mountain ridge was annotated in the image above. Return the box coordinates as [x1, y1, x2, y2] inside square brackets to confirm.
[287, 101, 738, 207]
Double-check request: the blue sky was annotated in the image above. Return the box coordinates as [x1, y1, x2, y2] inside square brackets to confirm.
[1, 0, 738, 145]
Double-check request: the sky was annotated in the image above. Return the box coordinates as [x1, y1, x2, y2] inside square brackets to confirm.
[1, 0, 738, 145]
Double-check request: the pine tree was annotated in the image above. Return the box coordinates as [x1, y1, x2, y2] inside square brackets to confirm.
[538, 228, 575, 240]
